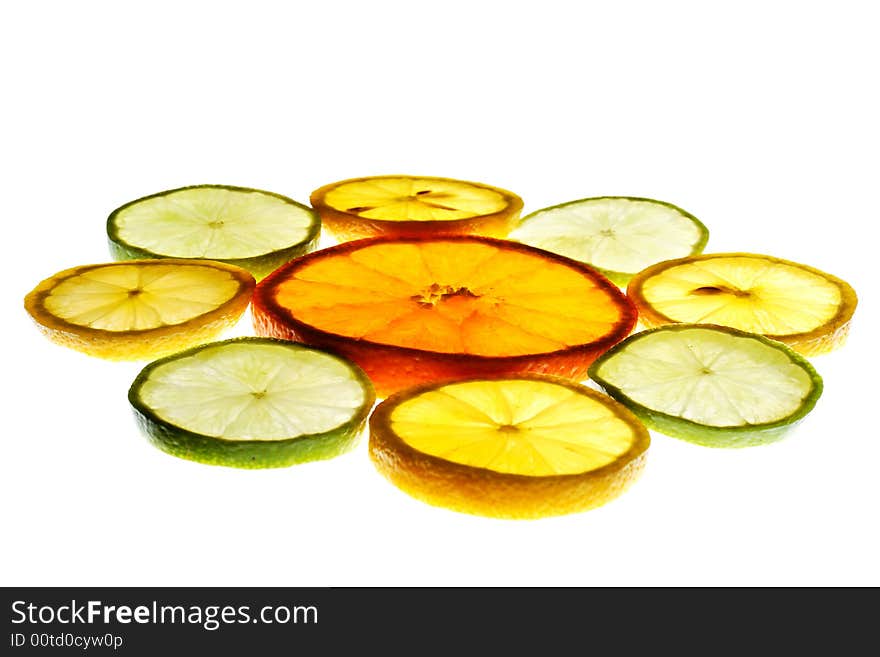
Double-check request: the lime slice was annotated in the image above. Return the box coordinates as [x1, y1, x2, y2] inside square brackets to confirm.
[129, 338, 375, 468]
[108, 185, 320, 279]
[369, 375, 649, 518]
[588, 325, 823, 448]
[627, 252, 858, 356]
[508, 196, 708, 285]
[24, 259, 254, 360]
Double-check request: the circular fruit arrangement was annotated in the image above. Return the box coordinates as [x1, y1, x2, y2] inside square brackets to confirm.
[23, 176, 860, 519]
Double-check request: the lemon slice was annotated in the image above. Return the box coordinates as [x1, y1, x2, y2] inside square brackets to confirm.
[627, 253, 858, 355]
[310, 175, 523, 240]
[588, 325, 823, 448]
[108, 184, 320, 279]
[24, 259, 254, 360]
[369, 375, 649, 519]
[508, 196, 708, 286]
[129, 338, 375, 468]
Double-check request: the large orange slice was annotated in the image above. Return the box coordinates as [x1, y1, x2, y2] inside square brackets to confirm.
[252, 236, 637, 396]
[310, 175, 523, 241]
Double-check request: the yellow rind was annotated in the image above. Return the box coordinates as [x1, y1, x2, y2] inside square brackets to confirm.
[24, 259, 255, 360]
[628, 252, 858, 356]
[368, 376, 650, 519]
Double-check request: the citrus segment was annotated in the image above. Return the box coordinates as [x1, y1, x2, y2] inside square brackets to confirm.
[108, 184, 320, 279]
[24, 260, 254, 360]
[508, 196, 708, 285]
[129, 338, 375, 468]
[252, 236, 637, 395]
[588, 324, 823, 447]
[627, 253, 857, 355]
[310, 175, 523, 240]
[369, 376, 649, 518]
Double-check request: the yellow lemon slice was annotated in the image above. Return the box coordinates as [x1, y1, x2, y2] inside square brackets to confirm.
[369, 375, 649, 519]
[25, 259, 254, 360]
[627, 253, 857, 355]
[310, 175, 523, 240]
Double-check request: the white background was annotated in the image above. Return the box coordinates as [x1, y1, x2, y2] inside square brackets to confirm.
[2, 1, 877, 586]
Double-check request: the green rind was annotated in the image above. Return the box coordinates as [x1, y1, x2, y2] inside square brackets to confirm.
[587, 324, 824, 448]
[107, 184, 321, 280]
[128, 337, 376, 469]
[513, 196, 709, 285]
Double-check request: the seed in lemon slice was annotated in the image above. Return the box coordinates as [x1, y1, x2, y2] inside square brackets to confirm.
[369, 375, 649, 519]
[627, 253, 857, 355]
[108, 184, 320, 279]
[24, 259, 254, 360]
[310, 175, 523, 240]
[129, 338, 375, 468]
[589, 324, 823, 448]
[508, 196, 708, 286]
[252, 236, 637, 396]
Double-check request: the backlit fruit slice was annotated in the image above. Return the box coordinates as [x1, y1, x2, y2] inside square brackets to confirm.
[252, 236, 637, 396]
[627, 253, 858, 356]
[24, 259, 254, 360]
[129, 338, 375, 468]
[588, 324, 823, 448]
[369, 375, 650, 519]
[508, 196, 708, 286]
[309, 175, 523, 240]
[107, 184, 320, 279]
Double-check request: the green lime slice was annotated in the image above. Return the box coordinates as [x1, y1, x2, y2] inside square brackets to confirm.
[108, 185, 320, 279]
[129, 337, 375, 468]
[588, 325, 823, 448]
[508, 196, 708, 285]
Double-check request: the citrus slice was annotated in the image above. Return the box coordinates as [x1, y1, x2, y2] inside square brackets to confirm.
[627, 253, 858, 355]
[252, 236, 637, 396]
[369, 375, 650, 519]
[129, 338, 375, 468]
[508, 196, 708, 285]
[588, 324, 823, 448]
[24, 259, 254, 360]
[310, 175, 523, 240]
[107, 184, 320, 279]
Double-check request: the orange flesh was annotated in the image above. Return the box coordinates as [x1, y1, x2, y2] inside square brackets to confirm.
[271, 240, 627, 357]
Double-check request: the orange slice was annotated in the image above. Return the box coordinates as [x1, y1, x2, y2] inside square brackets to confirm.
[252, 236, 637, 396]
[627, 253, 858, 356]
[309, 175, 523, 241]
[24, 259, 254, 360]
[369, 375, 650, 519]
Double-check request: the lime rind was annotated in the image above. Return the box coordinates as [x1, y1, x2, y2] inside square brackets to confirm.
[509, 196, 708, 286]
[129, 337, 376, 468]
[108, 184, 321, 280]
[588, 324, 823, 448]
